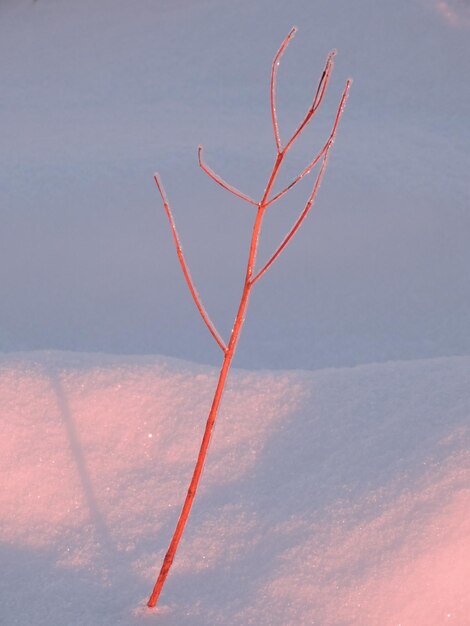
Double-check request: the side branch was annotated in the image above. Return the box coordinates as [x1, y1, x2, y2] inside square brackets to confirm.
[154, 174, 227, 353]
[266, 78, 352, 207]
[198, 146, 258, 206]
[252, 79, 351, 285]
[271, 26, 297, 153]
[251, 155, 329, 285]
[282, 49, 336, 155]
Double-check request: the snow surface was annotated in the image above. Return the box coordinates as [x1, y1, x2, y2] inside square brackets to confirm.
[2, 351, 469, 625]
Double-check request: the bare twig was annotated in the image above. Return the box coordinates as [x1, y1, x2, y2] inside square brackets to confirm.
[198, 146, 258, 206]
[147, 29, 351, 609]
[154, 174, 227, 353]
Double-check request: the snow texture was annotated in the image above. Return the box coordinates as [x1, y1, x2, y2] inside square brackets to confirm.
[2, 351, 469, 625]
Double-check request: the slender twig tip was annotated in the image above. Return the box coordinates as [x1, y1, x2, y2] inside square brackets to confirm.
[153, 173, 170, 205]
[153, 173, 162, 190]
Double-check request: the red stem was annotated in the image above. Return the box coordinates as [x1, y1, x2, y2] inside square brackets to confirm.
[147, 32, 350, 609]
[147, 152, 283, 609]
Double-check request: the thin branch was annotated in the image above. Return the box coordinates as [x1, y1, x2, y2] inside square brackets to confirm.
[271, 26, 297, 154]
[154, 174, 227, 353]
[251, 156, 329, 285]
[266, 78, 352, 207]
[311, 49, 336, 110]
[266, 144, 328, 208]
[252, 79, 352, 285]
[198, 146, 258, 206]
[282, 49, 336, 156]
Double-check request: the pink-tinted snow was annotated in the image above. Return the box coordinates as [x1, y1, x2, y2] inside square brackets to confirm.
[1, 352, 469, 625]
